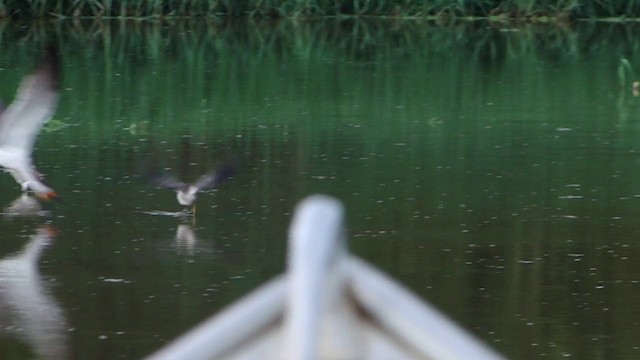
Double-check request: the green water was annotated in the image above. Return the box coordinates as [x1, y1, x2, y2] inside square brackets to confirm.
[0, 20, 640, 359]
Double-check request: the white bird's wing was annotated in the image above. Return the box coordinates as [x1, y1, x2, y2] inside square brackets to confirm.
[148, 169, 188, 191]
[0, 45, 61, 153]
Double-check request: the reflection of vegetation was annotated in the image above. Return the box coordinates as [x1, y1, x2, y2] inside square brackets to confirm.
[6, 19, 640, 67]
[0, 0, 639, 20]
[3, 19, 639, 143]
[617, 58, 635, 88]
[0, 19, 637, 135]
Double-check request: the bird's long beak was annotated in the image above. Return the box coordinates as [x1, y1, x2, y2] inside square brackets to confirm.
[42, 224, 59, 237]
[36, 191, 61, 202]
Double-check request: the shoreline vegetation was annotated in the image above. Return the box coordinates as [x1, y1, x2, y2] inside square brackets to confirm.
[2, 1, 640, 22]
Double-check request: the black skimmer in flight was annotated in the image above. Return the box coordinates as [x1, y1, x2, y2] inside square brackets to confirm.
[149, 159, 237, 214]
[0, 44, 61, 201]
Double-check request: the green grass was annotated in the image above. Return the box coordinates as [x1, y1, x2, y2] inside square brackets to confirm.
[1, 0, 640, 21]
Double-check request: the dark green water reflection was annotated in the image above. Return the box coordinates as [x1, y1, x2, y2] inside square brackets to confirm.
[1, 20, 640, 359]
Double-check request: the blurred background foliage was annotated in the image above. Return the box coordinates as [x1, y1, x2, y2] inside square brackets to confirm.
[1, 0, 640, 20]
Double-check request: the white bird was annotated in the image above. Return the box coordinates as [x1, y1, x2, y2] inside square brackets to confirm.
[149, 160, 238, 213]
[0, 45, 61, 201]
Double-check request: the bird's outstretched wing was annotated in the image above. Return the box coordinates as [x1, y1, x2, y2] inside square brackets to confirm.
[193, 159, 238, 191]
[148, 169, 188, 191]
[0, 44, 61, 153]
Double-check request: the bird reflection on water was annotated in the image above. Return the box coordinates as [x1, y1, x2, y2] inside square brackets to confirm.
[2, 194, 52, 219]
[148, 222, 218, 257]
[174, 223, 198, 255]
[0, 225, 69, 359]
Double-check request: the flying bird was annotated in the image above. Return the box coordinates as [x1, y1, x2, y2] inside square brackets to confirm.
[148, 159, 238, 214]
[0, 44, 61, 201]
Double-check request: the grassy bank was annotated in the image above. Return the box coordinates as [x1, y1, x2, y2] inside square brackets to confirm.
[2, 0, 640, 21]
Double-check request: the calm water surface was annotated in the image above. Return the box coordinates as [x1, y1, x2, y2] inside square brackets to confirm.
[0, 20, 639, 359]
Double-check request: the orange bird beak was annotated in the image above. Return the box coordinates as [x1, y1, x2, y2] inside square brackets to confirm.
[36, 191, 61, 202]
[41, 224, 59, 237]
